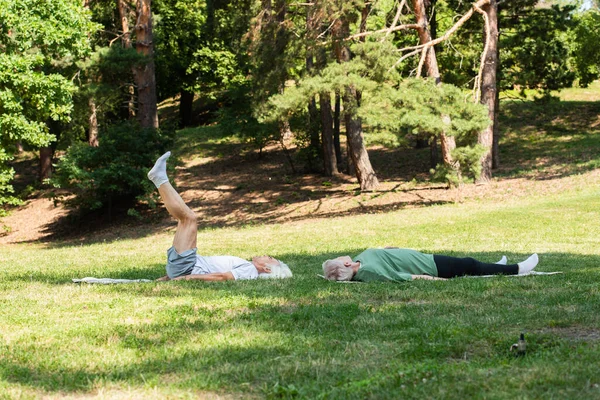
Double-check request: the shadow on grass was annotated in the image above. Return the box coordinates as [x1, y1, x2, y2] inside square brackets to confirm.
[1, 253, 600, 396]
[497, 100, 600, 179]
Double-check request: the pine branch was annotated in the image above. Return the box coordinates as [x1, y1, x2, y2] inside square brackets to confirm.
[394, 0, 490, 54]
[416, 46, 428, 77]
[347, 23, 421, 40]
[383, 0, 409, 39]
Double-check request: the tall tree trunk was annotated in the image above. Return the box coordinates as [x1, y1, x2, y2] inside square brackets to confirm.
[492, 10, 501, 169]
[118, 0, 132, 48]
[333, 90, 342, 168]
[492, 88, 500, 169]
[134, 0, 159, 129]
[429, 138, 439, 169]
[315, 37, 338, 175]
[425, 0, 440, 168]
[179, 89, 194, 127]
[306, 51, 321, 168]
[117, 0, 135, 118]
[477, 0, 498, 182]
[336, 15, 378, 190]
[413, 0, 456, 176]
[88, 97, 99, 147]
[39, 147, 53, 182]
[320, 92, 338, 176]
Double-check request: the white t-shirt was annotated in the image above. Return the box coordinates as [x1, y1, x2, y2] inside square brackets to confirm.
[191, 255, 258, 280]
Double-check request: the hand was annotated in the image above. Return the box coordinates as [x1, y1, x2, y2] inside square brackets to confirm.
[156, 275, 170, 281]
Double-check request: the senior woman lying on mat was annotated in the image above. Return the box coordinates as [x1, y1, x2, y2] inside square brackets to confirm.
[148, 152, 292, 282]
[322, 248, 538, 282]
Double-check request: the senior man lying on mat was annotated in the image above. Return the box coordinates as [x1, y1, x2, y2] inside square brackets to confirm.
[148, 152, 292, 282]
[322, 248, 538, 282]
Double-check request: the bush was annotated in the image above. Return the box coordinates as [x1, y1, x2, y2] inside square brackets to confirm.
[52, 121, 174, 213]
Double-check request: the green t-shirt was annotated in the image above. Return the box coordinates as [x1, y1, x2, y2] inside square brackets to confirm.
[353, 248, 437, 282]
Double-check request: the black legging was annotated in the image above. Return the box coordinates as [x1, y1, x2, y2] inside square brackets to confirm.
[433, 255, 518, 279]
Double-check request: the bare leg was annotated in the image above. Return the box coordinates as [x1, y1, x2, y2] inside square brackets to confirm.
[149, 152, 197, 253]
[158, 183, 197, 253]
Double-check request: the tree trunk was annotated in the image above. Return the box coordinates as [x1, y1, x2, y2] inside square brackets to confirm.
[320, 92, 338, 176]
[134, 0, 159, 129]
[344, 88, 378, 190]
[337, 16, 379, 190]
[315, 42, 338, 176]
[413, 0, 457, 175]
[492, 88, 500, 169]
[492, 11, 501, 169]
[117, 0, 136, 118]
[179, 89, 194, 127]
[39, 147, 53, 182]
[306, 51, 321, 167]
[333, 90, 342, 168]
[308, 97, 320, 155]
[430, 137, 439, 169]
[88, 96, 99, 147]
[118, 0, 132, 48]
[477, 0, 498, 182]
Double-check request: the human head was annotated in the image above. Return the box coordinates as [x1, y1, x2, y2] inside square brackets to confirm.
[322, 256, 356, 281]
[252, 255, 293, 279]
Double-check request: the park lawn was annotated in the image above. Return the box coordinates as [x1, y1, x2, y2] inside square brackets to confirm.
[1, 182, 599, 399]
[1, 88, 600, 398]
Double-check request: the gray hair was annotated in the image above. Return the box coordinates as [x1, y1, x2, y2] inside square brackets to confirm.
[258, 260, 293, 279]
[322, 259, 354, 281]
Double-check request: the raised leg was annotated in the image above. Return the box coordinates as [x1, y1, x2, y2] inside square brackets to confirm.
[158, 182, 197, 253]
[149, 152, 197, 253]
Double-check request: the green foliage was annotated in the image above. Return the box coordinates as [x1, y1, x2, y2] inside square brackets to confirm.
[438, 1, 578, 96]
[54, 45, 147, 152]
[154, 0, 253, 101]
[501, 5, 577, 95]
[0, 0, 98, 208]
[217, 82, 279, 154]
[188, 45, 247, 96]
[571, 10, 600, 86]
[51, 122, 174, 212]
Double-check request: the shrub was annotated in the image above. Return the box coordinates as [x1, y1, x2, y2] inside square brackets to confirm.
[51, 121, 174, 214]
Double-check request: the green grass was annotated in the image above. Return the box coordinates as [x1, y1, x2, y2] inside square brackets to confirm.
[2, 86, 600, 398]
[1, 186, 600, 399]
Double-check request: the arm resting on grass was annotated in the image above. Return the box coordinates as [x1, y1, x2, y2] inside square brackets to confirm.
[411, 274, 447, 281]
[172, 272, 235, 281]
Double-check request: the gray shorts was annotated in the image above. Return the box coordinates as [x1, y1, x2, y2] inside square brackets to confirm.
[166, 247, 197, 278]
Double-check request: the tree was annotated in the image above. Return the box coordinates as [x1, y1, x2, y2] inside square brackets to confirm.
[476, 0, 498, 181]
[134, 0, 159, 129]
[0, 0, 97, 207]
[572, 9, 600, 86]
[411, 0, 458, 176]
[500, 3, 576, 96]
[338, 11, 380, 190]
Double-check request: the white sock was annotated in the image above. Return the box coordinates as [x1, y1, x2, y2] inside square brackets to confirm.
[495, 255, 507, 265]
[518, 253, 539, 275]
[148, 151, 171, 188]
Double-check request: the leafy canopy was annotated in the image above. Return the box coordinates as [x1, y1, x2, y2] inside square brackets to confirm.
[0, 0, 98, 209]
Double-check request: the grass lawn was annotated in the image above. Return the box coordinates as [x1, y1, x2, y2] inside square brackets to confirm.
[1, 90, 600, 398]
